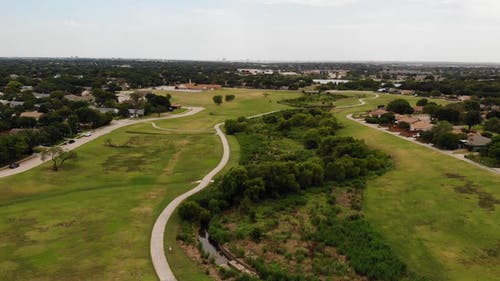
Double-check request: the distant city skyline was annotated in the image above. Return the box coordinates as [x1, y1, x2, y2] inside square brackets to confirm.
[1, 0, 500, 62]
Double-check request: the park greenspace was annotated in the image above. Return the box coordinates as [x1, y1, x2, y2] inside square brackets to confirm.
[0, 88, 298, 281]
[332, 92, 500, 281]
[0, 88, 498, 281]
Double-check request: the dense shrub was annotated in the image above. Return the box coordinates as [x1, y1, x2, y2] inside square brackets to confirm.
[387, 99, 414, 114]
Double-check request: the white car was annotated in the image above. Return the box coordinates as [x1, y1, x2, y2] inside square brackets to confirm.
[83, 132, 92, 137]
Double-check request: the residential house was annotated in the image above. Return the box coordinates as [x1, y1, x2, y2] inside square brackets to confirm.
[20, 111, 44, 120]
[170, 103, 182, 110]
[368, 108, 389, 118]
[461, 134, 492, 151]
[0, 100, 24, 108]
[176, 83, 222, 91]
[128, 109, 145, 118]
[90, 106, 119, 114]
[33, 93, 51, 99]
[64, 94, 94, 102]
[410, 120, 433, 132]
[413, 106, 424, 113]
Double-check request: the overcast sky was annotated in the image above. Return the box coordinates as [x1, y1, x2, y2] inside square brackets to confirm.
[1, 0, 499, 62]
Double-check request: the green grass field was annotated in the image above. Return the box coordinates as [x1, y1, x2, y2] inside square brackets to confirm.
[1, 89, 498, 281]
[0, 88, 298, 281]
[332, 92, 500, 281]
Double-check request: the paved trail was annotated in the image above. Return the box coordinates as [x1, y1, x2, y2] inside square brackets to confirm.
[150, 122, 230, 281]
[150, 110, 282, 281]
[0, 107, 204, 179]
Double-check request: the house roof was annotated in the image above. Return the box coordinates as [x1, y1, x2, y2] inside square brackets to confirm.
[20, 111, 44, 119]
[395, 114, 419, 124]
[466, 134, 492, 147]
[177, 83, 222, 91]
[413, 106, 424, 112]
[368, 108, 388, 117]
[128, 109, 145, 114]
[65, 94, 94, 102]
[411, 120, 433, 131]
[33, 93, 51, 99]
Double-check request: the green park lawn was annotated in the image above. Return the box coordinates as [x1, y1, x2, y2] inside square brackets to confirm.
[0, 88, 498, 281]
[332, 92, 500, 281]
[0, 88, 298, 281]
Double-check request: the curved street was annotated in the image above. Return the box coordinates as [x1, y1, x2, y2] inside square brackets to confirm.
[0, 106, 204, 179]
[150, 122, 230, 281]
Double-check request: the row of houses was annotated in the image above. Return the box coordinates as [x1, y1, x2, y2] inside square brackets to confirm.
[367, 107, 492, 150]
[368, 107, 434, 132]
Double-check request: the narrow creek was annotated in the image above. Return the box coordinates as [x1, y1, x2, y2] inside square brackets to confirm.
[198, 231, 229, 266]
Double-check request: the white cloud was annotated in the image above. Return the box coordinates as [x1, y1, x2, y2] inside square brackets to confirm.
[249, 0, 360, 7]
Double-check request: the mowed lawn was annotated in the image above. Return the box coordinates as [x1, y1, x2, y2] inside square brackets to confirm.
[333, 92, 500, 281]
[0, 88, 299, 281]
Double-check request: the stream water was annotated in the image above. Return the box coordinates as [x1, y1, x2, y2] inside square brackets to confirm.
[198, 231, 229, 266]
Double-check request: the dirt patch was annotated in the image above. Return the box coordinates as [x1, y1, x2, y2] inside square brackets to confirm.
[447, 173, 499, 211]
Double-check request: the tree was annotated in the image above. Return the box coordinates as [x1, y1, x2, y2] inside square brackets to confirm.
[225, 94, 235, 102]
[464, 110, 482, 130]
[435, 108, 460, 124]
[435, 133, 460, 150]
[387, 99, 414, 114]
[423, 102, 441, 117]
[213, 95, 223, 105]
[4, 80, 23, 94]
[41, 146, 77, 171]
[416, 98, 429, 106]
[484, 117, 500, 133]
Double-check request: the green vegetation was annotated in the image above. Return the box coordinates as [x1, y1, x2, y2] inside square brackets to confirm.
[279, 92, 348, 108]
[179, 109, 422, 281]
[387, 99, 414, 114]
[0, 88, 301, 281]
[332, 92, 500, 281]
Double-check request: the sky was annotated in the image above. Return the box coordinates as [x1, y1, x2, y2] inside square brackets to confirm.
[1, 0, 500, 62]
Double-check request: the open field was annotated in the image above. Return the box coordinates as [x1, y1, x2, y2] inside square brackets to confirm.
[1, 88, 498, 281]
[332, 92, 500, 281]
[0, 88, 299, 281]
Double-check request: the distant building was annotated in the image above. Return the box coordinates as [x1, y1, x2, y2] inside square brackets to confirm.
[128, 109, 145, 118]
[0, 100, 24, 108]
[90, 106, 119, 114]
[368, 108, 389, 118]
[313, 79, 350, 85]
[33, 93, 51, 99]
[21, 86, 33, 92]
[175, 83, 222, 91]
[20, 111, 44, 120]
[461, 133, 492, 151]
[64, 94, 94, 102]
[170, 103, 182, 110]
[279, 71, 299, 76]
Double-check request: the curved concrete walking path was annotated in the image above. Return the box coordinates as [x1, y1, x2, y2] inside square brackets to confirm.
[335, 93, 379, 109]
[150, 110, 283, 281]
[0, 107, 204, 179]
[150, 122, 230, 281]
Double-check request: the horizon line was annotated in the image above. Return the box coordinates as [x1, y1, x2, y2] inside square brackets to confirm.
[1, 56, 500, 66]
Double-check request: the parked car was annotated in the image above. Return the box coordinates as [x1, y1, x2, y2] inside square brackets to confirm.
[68, 139, 75, 144]
[9, 163, 20, 169]
[83, 132, 92, 137]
